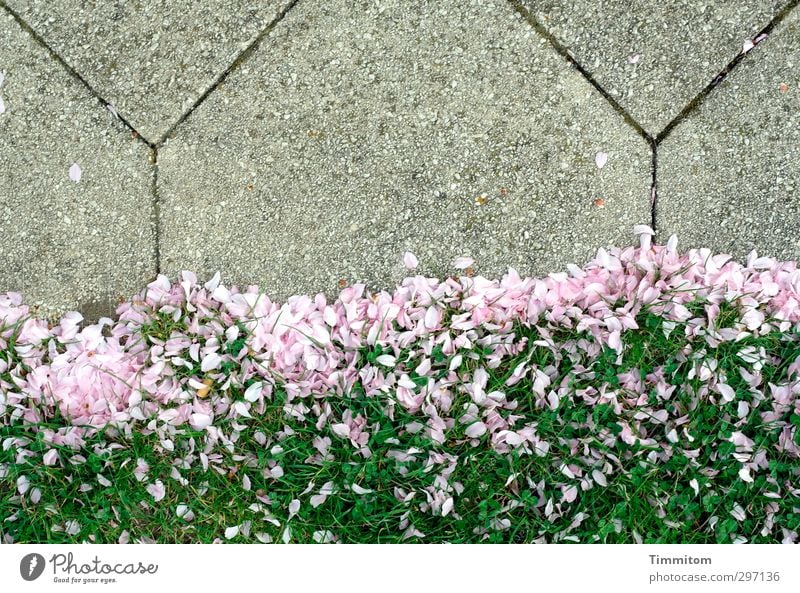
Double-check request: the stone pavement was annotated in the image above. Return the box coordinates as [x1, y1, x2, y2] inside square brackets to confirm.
[0, 0, 798, 319]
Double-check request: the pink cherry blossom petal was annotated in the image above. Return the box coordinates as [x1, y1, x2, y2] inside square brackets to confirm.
[403, 251, 418, 270]
[146, 480, 165, 502]
[69, 163, 82, 182]
[452, 256, 474, 270]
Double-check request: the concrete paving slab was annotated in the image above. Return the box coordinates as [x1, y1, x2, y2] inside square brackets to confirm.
[4, 0, 293, 143]
[159, 0, 652, 302]
[0, 11, 155, 318]
[522, 0, 789, 135]
[658, 7, 800, 261]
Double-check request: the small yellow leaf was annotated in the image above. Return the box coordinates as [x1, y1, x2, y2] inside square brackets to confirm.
[197, 378, 214, 399]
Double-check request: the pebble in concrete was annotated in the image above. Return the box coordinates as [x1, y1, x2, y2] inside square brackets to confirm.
[658, 8, 800, 261]
[4, 0, 293, 142]
[159, 0, 652, 302]
[523, 0, 790, 135]
[0, 11, 154, 318]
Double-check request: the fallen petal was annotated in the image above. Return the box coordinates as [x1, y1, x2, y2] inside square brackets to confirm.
[403, 251, 418, 270]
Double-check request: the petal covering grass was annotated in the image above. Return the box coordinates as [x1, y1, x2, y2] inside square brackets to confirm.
[1, 228, 799, 543]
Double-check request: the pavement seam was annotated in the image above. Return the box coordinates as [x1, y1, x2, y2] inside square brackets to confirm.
[650, 140, 658, 232]
[155, 0, 302, 147]
[507, 0, 658, 234]
[0, 0, 155, 148]
[656, 0, 800, 145]
[150, 147, 161, 276]
[506, 0, 653, 145]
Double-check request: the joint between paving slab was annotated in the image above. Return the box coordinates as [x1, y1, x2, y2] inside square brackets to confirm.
[656, 0, 800, 145]
[507, 0, 653, 145]
[150, 147, 161, 275]
[0, 1, 156, 148]
[155, 0, 302, 147]
[650, 140, 658, 232]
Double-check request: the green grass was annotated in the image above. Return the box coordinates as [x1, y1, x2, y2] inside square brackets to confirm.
[2, 303, 799, 544]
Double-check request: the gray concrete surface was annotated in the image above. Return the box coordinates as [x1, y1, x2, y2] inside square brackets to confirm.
[1, 0, 800, 317]
[158, 0, 651, 301]
[523, 0, 789, 135]
[4, 0, 292, 143]
[0, 11, 155, 318]
[658, 8, 800, 260]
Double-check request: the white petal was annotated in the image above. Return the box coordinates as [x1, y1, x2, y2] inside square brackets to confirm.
[310, 493, 327, 508]
[224, 525, 239, 539]
[204, 271, 221, 291]
[592, 469, 607, 487]
[403, 251, 418, 270]
[212, 285, 231, 303]
[718, 383, 735, 402]
[442, 497, 454, 517]
[190, 413, 212, 430]
[244, 382, 263, 402]
[737, 401, 750, 419]
[351, 484, 373, 495]
[65, 520, 81, 535]
[331, 423, 350, 438]
[731, 503, 746, 522]
[666, 234, 678, 253]
[452, 256, 474, 270]
[232, 401, 252, 418]
[398, 374, 416, 389]
[424, 306, 439, 329]
[608, 330, 622, 353]
[595, 152, 608, 169]
[128, 390, 142, 407]
[200, 352, 221, 372]
[738, 467, 754, 483]
[559, 464, 575, 479]
[375, 354, 396, 367]
[465, 422, 487, 438]
[313, 530, 336, 543]
[69, 163, 82, 182]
